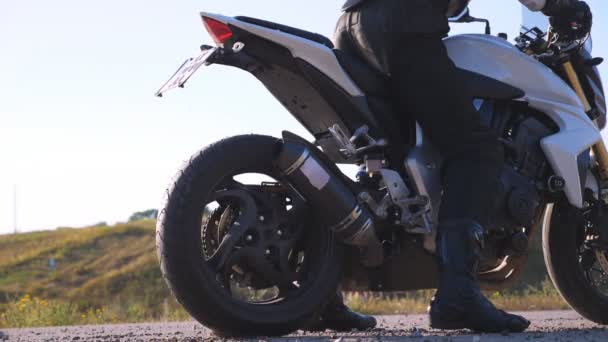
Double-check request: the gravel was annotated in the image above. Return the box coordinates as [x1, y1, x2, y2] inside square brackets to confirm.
[2, 310, 607, 341]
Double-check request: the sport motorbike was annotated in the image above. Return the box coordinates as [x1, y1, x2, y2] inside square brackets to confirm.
[155, 6, 607, 336]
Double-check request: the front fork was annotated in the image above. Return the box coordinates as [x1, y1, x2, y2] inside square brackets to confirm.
[562, 61, 608, 183]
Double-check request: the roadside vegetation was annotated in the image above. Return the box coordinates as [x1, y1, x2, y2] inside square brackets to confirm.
[0, 221, 567, 328]
[346, 279, 568, 315]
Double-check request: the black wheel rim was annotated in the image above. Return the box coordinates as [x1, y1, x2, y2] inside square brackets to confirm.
[577, 206, 608, 299]
[200, 173, 325, 305]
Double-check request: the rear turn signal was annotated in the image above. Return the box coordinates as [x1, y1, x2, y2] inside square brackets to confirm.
[203, 17, 233, 45]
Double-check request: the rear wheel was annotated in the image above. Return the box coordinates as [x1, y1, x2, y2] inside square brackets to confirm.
[156, 135, 344, 336]
[543, 200, 608, 324]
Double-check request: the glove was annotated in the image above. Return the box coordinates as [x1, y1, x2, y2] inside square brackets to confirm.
[549, 1, 592, 41]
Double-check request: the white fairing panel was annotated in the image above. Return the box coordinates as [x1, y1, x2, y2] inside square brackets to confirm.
[200, 12, 364, 97]
[445, 34, 602, 207]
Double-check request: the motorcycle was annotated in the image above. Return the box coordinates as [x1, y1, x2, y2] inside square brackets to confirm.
[155, 6, 607, 336]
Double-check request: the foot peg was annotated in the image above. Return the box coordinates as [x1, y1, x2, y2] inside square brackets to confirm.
[328, 124, 387, 159]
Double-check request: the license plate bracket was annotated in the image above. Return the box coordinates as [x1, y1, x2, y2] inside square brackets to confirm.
[155, 47, 218, 97]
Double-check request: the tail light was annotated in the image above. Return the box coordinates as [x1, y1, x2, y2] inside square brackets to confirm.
[203, 17, 233, 45]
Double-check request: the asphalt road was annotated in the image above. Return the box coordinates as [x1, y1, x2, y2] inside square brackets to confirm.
[2, 310, 607, 341]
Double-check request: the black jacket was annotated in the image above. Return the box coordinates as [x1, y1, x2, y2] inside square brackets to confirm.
[342, 0, 452, 34]
[342, 0, 577, 16]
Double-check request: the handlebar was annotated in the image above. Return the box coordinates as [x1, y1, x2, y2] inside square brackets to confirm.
[515, 26, 589, 66]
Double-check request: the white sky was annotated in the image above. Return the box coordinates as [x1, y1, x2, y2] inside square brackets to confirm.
[1, 1, 607, 233]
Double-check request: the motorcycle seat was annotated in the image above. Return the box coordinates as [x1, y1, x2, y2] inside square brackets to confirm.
[333, 49, 390, 97]
[235, 16, 335, 49]
[335, 48, 524, 101]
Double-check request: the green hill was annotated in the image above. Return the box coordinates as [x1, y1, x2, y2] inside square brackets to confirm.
[0, 221, 187, 325]
[0, 221, 562, 328]
[0, 220, 549, 299]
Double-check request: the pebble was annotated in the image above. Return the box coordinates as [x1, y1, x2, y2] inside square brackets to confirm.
[410, 327, 423, 338]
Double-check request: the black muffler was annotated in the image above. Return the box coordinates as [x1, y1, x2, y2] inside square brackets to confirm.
[275, 131, 383, 267]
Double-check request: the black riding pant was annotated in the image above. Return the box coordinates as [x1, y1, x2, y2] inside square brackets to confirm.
[334, 0, 505, 228]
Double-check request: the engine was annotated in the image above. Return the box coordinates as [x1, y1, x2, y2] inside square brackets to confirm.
[477, 100, 557, 260]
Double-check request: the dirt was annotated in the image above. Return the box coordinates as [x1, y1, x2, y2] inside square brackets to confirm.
[3, 310, 607, 341]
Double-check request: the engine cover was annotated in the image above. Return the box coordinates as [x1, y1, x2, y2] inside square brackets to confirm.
[479, 101, 555, 234]
[507, 186, 541, 226]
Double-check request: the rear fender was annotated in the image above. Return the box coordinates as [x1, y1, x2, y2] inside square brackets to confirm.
[200, 12, 363, 97]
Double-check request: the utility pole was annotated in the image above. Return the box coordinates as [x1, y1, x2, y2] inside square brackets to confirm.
[13, 184, 18, 234]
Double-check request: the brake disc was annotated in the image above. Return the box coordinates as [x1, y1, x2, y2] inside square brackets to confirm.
[202, 205, 235, 259]
[596, 250, 608, 275]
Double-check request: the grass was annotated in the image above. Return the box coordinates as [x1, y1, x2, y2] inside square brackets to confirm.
[0, 221, 160, 302]
[0, 220, 187, 328]
[346, 279, 569, 315]
[0, 295, 113, 328]
[0, 294, 192, 328]
[0, 221, 569, 328]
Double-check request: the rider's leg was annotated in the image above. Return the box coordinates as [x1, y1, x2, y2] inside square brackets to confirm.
[341, 0, 530, 332]
[386, 31, 530, 334]
[300, 11, 383, 332]
[304, 292, 377, 332]
[299, 11, 382, 332]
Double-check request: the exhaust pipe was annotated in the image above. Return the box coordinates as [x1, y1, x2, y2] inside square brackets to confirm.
[275, 132, 384, 267]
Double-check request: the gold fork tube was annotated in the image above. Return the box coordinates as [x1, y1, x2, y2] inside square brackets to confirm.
[563, 62, 592, 111]
[562, 61, 608, 181]
[592, 140, 608, 181]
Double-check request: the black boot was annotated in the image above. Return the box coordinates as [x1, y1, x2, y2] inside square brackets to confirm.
[429, 220, 530, 333]
[304, 292, 377, 332]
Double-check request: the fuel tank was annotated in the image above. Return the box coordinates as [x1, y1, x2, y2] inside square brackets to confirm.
[445, 34, 581, 108]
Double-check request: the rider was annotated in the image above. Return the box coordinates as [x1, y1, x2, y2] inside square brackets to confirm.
[308, 0, 593, 333]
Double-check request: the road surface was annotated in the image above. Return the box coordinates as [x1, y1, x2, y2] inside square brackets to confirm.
[2, 310, 606, 341]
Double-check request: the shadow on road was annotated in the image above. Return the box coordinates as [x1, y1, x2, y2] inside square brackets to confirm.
[269, 326, 608, 341]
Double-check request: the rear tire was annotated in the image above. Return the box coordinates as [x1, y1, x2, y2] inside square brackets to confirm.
[543, 201, 608, 324]
[156, 135, 344, 336]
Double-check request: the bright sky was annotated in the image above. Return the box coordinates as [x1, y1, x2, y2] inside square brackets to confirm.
[1, 1, 607, 233]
